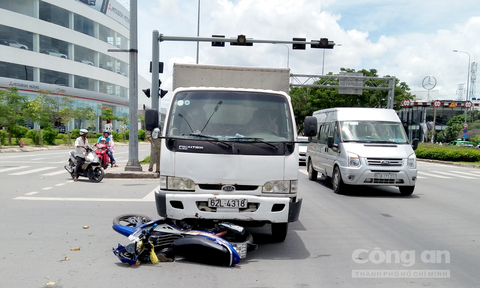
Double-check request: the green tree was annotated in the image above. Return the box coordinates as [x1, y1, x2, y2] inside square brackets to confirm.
[0, 87, 28, 144]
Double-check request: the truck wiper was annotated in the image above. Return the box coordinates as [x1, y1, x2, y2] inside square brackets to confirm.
[228, 137, 278, 150]
[187, 133, 232, 148]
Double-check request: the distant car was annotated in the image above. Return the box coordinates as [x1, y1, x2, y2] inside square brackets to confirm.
[41, 49, 68, 59]
[449, 140, 474, 148]
[0, 39, 29, 50]
[298, 136, 309, 165]
[79, 0, 96, 5]
[76, 59, 94, 65]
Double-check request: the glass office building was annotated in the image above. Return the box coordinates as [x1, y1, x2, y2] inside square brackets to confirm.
[0, 0, 131, 132]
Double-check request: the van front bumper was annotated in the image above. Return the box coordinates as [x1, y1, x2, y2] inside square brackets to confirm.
[339, 166, 417, 186]
[155, 190, 302, 223]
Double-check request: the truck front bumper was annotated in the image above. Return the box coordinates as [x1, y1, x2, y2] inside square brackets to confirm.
[155, 190, 302, 223]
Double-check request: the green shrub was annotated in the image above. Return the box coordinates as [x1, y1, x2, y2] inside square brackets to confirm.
[25, 129, 40, 145]
[0, 130, 8, 146]
[416, 143, 480, 162]
[138, 129, 146, 141]
[71, 128, 80, 139]
[11, 125, 29, 144]
[94, 132, 102, 139]
[111, 131, 122, 142]
[123, 130, 129, 141]
[56, 133, 65, 140]
[42, 128, 59, 145]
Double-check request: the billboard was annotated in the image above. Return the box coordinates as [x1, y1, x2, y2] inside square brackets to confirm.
[76, 0, 130, 28]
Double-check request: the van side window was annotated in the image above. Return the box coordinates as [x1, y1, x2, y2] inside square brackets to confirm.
[328, 121, 339, 144]
[318, 124, 329, 144]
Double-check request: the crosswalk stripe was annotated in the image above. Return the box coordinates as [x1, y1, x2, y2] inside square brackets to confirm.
[451, 171, 480, 176]
[0, 166, 29, 173]
[417, 171, 451, 178]
[433, 171, 475, 179]
[9, 167, 56, 175]
[41, 170, 67, 176]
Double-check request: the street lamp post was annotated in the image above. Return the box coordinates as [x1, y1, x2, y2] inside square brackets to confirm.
[453, 49, 471, 127]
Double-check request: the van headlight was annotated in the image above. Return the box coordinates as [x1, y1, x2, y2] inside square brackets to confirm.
[263, 180, 297, 194]
[160, 176, 195, 191]
[407, 153, 417, 169]
[348, 152, 361, 167]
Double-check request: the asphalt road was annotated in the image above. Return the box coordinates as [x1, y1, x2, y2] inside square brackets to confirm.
[1, 148, 480, 287]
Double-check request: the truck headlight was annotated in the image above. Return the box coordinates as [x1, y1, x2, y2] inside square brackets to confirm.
[348, 152, 360, 167]
[160, 176, 195, 191]
[263, 180, 297, 194]
[407, 153, 417, 169]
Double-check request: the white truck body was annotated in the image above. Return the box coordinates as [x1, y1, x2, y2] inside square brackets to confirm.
[154, 64, 301, 241]
[305, 107, 417, 195]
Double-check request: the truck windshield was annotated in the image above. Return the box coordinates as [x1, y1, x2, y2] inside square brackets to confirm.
[340, 121, 409, 143]
[166, 90, 294, 142]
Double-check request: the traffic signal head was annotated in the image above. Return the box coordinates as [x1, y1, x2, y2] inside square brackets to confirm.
[231, 34, 253, 46]
[160, 89, 168, 98]
[311, 38, 334, 49]
[292, 38, 306, 50]
[142, 89, 151, 98]
[212, 35, 225, 47]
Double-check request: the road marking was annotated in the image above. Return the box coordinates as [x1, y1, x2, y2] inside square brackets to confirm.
[55, 183, 66, 187]
[0, 166, 29, 173]
[25, 192, 38, 195]
[434, 171, 475, 179]
[32, 158, 45, 161]
[42, 187, 53, 190]
[299, 169, 307, 175]
[417, 171, 451, 178]
[14, 196, 154, 202]
[450, 171, 480, 176]
[142, 186, 160, 201]
[9, 167, 56, 175]
[42, 170, 67, 176]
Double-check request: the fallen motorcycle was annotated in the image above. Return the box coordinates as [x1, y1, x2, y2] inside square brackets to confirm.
[95, 142, 110, 169]
[64, 144, 105, 182]
[112, 214, 256, 267]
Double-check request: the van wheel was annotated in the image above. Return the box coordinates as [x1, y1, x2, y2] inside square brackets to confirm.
[332, 166, 345, 194]
[271, 223, 288, 242]
[399, 186, 415, 196]
[308, 161, 317, 181]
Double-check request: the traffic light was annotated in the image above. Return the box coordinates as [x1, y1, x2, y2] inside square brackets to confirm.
[231, 34, 253, 46]
[311, 38, 334, 49]
[143, 79, 168, 98]
[292, 38, 306, 50]
[149, 62, 164, 73]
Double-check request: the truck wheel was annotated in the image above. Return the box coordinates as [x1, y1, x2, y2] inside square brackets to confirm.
[332, 166, 345, 194]
[271, 223, 288, 242]
[399, 186, 415, 196]
[308, 161, 317, 181]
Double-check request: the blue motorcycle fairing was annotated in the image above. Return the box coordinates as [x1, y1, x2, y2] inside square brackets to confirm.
[113, 244, 138, 266]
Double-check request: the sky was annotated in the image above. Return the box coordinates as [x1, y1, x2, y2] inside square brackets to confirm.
[123, 0, 480, 110]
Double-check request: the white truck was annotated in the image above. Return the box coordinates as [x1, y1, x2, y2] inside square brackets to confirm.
[150, 64, 302, 242]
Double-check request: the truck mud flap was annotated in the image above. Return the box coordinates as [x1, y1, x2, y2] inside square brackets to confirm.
[155, 192, 167, 217]
[288, 198, 302, 222]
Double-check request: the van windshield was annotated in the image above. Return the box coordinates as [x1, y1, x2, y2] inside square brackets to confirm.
[166, 90, 294, 142]
[340, 121, 408, 143]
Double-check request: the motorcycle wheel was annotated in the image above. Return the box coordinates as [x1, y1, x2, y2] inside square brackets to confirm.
[113, 214, 152, 226]
[88, 167, 105, 182]
[67, 159, 75, 179]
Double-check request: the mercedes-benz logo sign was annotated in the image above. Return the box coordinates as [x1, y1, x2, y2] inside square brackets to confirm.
[422, 76, 437, 90]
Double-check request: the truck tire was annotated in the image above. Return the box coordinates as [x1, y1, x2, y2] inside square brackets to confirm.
[399, 186, 415, 196]
[308, 161, 318, 181]
[271, 223, 288, 242]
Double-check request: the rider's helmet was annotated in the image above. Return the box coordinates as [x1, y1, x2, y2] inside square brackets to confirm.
[79, 129, 88, 135]
[103, 129, 109, 134]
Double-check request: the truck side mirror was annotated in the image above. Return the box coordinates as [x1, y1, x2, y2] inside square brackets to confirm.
[304, 116, 317, 137]
[327, 136, 334, 148]
[411, 138, 419, 150]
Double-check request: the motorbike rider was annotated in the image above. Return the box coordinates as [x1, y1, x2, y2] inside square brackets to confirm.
[74, 129, 89, 182]
[97, 130, 117, 167]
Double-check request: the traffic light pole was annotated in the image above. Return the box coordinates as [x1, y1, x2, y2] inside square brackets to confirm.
[151, 30, 160, 112]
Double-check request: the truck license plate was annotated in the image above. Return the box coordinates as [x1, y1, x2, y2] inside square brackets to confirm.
[208, 198, 248, 208]
[374, 173, 396, 179]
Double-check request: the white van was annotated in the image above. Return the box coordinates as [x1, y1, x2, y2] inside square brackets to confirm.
[304, 108, 418, 195]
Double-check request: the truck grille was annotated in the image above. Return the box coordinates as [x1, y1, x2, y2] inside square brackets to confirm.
[366, 158, 403, 166]
[198, 184, 258, 191]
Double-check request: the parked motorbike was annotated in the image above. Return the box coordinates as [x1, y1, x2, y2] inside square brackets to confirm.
[64, 144, 105, 182]
[95, 142, 110, 169]
[112, 214, 257, 267]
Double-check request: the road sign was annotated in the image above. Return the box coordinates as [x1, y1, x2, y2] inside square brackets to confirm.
[433, 100, 442, 108]
[463, 122, 468, 129]
[402, 99, 411, 108]
[463, 128, 468, 134]
[465, 100, 473, 109]
[449, 101, 457, 108]
[463, 133, 468, 139]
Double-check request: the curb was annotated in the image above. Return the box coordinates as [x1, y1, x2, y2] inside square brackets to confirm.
[104, 164, 160, 179]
